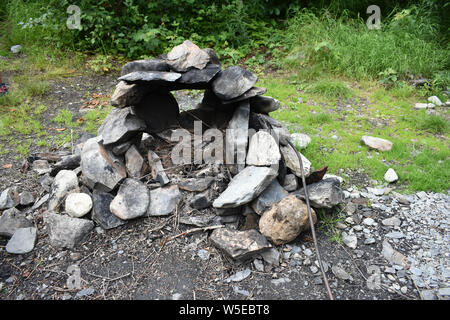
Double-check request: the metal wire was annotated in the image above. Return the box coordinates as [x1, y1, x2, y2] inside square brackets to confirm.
[286, 139, 334, 300]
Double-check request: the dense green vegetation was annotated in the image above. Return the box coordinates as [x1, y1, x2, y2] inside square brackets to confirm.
[0, 0, 448, 86]
[0, 0, 448, 192]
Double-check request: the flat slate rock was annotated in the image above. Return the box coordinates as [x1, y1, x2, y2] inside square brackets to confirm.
[246, 130, 281, 166]
[147, 150, 170, 186]
[32, 159, 51, 175]
[209, 228, 272, 261]
[251, 179, 289, 215]
[0, 207, 33, 237]
[282, 174, 298, 192]
[125, 145, 148, 179]
[118, 71, 181, 84]
[91, 190, 126, 230]
[225, 101, 250, 172]
[147, 185, 182, 216]
[80, 137, 126, 192]
[110, 178, 150, 220]
[110, 81, 150, 109]
[178, 213, 216, 227]
[50, 154, 81, 176]
[176, 64, 221, 88]
[212, 166, 277, 208]
[361, 135, 393, 152]
[98, 107, 146, 146]
[212, 66, 258, 101]
[44, 212, 94, 249]
[249, 95, 280, 113]
[295, 178, 344, 209]
[178, 176, 215, 192]
[6, 227, 37, 254]
[0, 187, 20, 210]
[166, 40, 210, 72]
[121, 58, 170, 76]
[190, 191, 212, 209]
[19, 191, 35, 206]
[221, 87, 267, 105]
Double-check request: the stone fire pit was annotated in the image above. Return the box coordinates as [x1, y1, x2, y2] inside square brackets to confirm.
[1, 40, 344, 261]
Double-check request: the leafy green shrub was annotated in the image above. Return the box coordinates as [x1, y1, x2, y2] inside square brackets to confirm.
[1, 0, 285, 63]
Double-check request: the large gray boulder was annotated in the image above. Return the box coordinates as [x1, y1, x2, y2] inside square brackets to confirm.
[212, 166, 277, 208]
[0, 207, 33, 237]
[259, 195, 316, 245]
[166, 40, 210, 72]
[121, 58, 170, 76]
[80, 137, 126, 192]
[246, 130, 281, 166]
[212, 66, 257, 100]
[44, 212, 94, 249]
[98, 107, 146, 146]
[147, 185, 182, 216]
[209, 228, 272, 261]
[294, 178, 344, 209]
[110, 178, 150, 220]
[0, 187, 20, 210]
[6, 227, 37, 254]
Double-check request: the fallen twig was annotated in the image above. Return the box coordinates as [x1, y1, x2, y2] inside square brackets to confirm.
[166, 225, 224, 242]
[287, 138, 334, 300]
[85, 271, 131, 282]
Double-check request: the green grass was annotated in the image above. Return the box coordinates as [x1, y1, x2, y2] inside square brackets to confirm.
[317, 209, 345, 244]
[306, 79, 353, 99]
[417, 115, 449, 135]
[82, 107, 113, 135]
[51, 109, 76, 127]
[283, 7, 449, 90]
[263, 75, 450, 193]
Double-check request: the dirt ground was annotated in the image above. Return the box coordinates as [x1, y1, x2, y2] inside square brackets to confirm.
[0, 70, 422, 301]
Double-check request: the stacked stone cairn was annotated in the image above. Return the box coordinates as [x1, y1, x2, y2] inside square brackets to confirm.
[0, 40, 344, 260]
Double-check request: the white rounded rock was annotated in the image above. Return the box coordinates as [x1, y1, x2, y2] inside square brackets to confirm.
[384, 168, 398, 183]
[290, 133, 311, 149]
[65, 193, 93, 218]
